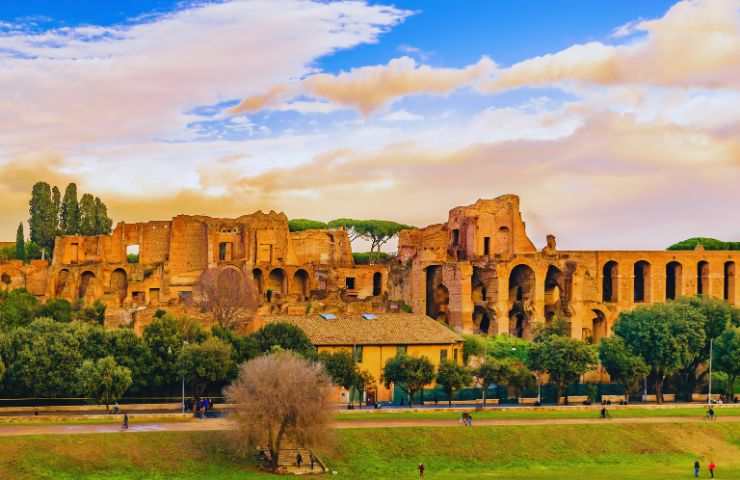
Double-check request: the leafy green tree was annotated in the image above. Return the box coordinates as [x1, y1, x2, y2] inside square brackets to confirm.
[527, 336, 597, 404]
[533, 316, 571, 342]
[328, 218, 412, 262]
[668, 237, 740, 251]
[382, 354, 435, 406]
[212, 325, 260, 379]
[143, 315, 184, 390]
[250, 323, 315, 358]
[613, 303, 705, 403]
[178, 337, 233, 397]
[714, 327, 740, 398]
[24, 241, 42, 260]
[77, 355, 132, 410]
[61, 183, 80, 235]
[474, 357, 515, 407]
[78, 193, 97, 236]
[51, 186, 61, 235]
[288, 218, 328, 232]
[675, 296, 734, 398]
[173, 314, 208, 344]
[105, 327, 152, 394]
[319, 350, 359, 406]
[598, 336, 649, 395]
[36, 298, 73, 323]
[3, 318, 83, 397]
[94, 197, 113, 234]
[0, 289, 39, 331]
[15, 223, 26, 263]
[29, 182, 56, 256]
[72, 300, 106, 324]
[436, 361, 472, 406]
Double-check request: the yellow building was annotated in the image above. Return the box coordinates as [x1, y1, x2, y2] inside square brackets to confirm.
[267, 313, 464, 403]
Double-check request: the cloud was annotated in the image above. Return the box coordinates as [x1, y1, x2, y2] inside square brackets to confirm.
[483, 0, 740, 92]
[381, 109, 423, 122]
[236, 55, 495, 115]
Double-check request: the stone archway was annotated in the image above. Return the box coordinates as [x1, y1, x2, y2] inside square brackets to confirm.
[633, 260, 651, 303]
[292, 269, 309, 300]
[725, 261, 736, 304]
[508, 264, 535, 339]
[602, 261, 618, 303]
[111, 268, 128, 306]
[665, 261, 682, 300]
[268, 268, 286, 300]
[473, 305, 493, 335]
[79, 271, 96, 301]
[697, 261, 710, 296]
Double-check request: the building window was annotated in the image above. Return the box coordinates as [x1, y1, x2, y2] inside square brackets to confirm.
[483, 237, 490, 256]
[440, 349, 448, 363]
[353, 345, 363, 363]
[452, 229, 460, 246]
[345, 277, 356, 289]
[397, 345, 407, 356]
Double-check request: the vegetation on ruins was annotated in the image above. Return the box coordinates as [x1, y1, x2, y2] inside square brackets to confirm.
[29, 182, 58, 257]
[668, 237, 740, 250]
[435, 361, 473, 407]
[382, 354, 435, 406]
[351, 251, 392, 264]
[197, 268, 259, 330]
[225, 352, 334, 472]
[77, 355, 133, 411]
[328, 218, 412, 262]
[288, 218, 328, 231]
[15, 223, 25, 263]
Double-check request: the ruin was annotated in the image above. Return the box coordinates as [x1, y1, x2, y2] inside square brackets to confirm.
[1, 194, 738, 341]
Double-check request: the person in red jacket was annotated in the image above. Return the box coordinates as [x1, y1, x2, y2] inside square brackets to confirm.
[708, 461, 716, 478]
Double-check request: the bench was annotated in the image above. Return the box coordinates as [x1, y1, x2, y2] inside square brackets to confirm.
[691, 393, 721, 402]
[518, 397, 540, 405]
[642, 394, 675, 402]
[601, 394, 628, 403]
[559, 395, 589, 405]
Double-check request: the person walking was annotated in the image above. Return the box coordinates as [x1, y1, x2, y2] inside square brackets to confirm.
[693, 460, 700, 478]
[295, 452, 303, 469]
[418, 463, 425, 479]
[122, 413, 129, 430]
[708, 461, 716, 478]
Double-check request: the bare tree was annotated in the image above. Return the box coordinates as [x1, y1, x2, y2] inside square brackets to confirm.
[197, 267, 258, 330]
[225, 352, 334, 471]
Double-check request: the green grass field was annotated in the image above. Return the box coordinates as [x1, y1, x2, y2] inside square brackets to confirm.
[336, 404, 740, 422]
[1, 422, 739, 479]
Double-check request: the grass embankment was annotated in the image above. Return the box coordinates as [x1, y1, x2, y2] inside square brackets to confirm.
[0, 413, 192, 426]
[2, 423, 740, 479]
[337, 404, 740, 423]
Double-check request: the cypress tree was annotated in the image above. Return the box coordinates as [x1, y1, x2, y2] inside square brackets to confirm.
[28, 182, 55, 256]
[79, 193, 97, 236]
[15, 223, 26, 262]
[61, 183, 80, 235]
[94, 197, 113, 234]
[51, 185, 61, 235]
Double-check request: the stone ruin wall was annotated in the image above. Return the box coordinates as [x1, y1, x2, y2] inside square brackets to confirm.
[1, 194, 738, 341]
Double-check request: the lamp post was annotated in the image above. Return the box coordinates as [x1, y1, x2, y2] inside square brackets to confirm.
[708, 338, 713, 407]
[182, 340, 189, 414]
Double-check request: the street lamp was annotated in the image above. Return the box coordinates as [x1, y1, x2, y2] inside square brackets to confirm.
[182, 340, 189, 413]
[708, 338, 713, 407]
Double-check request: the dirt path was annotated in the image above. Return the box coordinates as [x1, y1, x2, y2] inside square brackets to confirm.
[0, 415, 737, 437]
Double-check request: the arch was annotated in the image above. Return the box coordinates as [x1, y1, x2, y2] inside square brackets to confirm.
[590, 309, 607, 344]
[79, 271, 96, 300]
[111, 268, 128, 306]
[268, 268, 286, 297]
[425, 265, 443, 318]
[508, 264, 535, 339]
[602, 261, 618, 303]
[725, 261, 736, 304]
[252, 268, 264, 295]
[697, 261, 710, 296]
[55, 269, 71, 297]
[372, 271, 382, 296]
[544, 265, 565, 322]
[633, 260, 651, 303]
[665, 261, 682, 300]
[292, 269, 309, 300]
[471, 267, 486, 303]
[473, 305, 492, 335]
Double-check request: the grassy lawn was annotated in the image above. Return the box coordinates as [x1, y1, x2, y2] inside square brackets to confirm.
[336, 404, 740, 422]
[0, 414, 192, 427]
[1, 422, 739, 479]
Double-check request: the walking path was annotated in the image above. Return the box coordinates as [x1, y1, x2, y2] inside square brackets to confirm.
[0, 415, 737, 437]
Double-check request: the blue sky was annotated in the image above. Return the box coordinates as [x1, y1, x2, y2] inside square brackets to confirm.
[0, 0, 737, 248]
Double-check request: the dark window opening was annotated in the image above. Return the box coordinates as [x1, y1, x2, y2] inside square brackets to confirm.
[218, 242, 233, 261]
[697, 261, 709, 295]
[633, 261, 650, 303]
[666, 262, 682, 300]
[345, 277, 356, 290]
[452, 229, 460, 246]
[602, 261, 618, 302]
[440, 349, 448, 363]
[724, 261, 736, 303]
[372, 272, 382, 296]
[483, 237, 490, 256]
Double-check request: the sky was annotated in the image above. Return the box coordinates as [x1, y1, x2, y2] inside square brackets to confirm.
[0, 0, 738, 250]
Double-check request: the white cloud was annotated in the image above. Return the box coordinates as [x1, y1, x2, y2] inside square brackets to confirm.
[381, 109, 423, 122]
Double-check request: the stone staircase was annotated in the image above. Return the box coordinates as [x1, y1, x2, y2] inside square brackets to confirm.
[259, 446, 327, 475]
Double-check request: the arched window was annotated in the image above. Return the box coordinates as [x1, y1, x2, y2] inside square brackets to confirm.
[697, 261, 710, 295]
[602, 261, 618, 303]
[725, 261, 736, 304]
[665, 261, 682, 300]
[633, 261, 651, 303]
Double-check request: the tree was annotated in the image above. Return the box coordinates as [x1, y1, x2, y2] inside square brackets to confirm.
[51, 186, 61, 235]
[198, 268, 258, 330]
[78, 193, 97, 236]
[436, 361, 472, 406]
[94, 197, 113, 234]
[29, 182, 56, 256]
[251, 323, 315, 358]
[77, 355, 132, 410]
[319, 350, 359, 406]
[598, 336, 649, 396]
[533, 316, 571, 342]
[675, 296, 734, 398]
[527, 336, 597, 405]
[613, 303, 705, 403]
[105, 328, 151, 394]
[178, 337, 233, 397]
[15, 223, 26, 263]
[212, 325, 260, 379]
[143, 315, 184, 390]
[174, 314, 208, 344]
[0, 289, 39, 331]
[36, 298, 73, 323]
[474, 358, 515, 407]
[328, 218, 412, 263]
[382, 354, 435, 406]
[668, 237, 740, 251]
[288, 219, 328, 232]
[225, 352, 333, 472]
[60, 183, 80, 235]
[714, 327, 740, 399]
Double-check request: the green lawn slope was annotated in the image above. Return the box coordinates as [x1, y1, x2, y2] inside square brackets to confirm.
[2, 423, 739, 479]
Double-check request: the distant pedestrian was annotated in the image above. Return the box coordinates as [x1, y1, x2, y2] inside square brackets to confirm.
[309, 453, 315, 471]
[296, 452, 303, 468]
[122, 413, 129, 430]
[467, 413, 473, 427]
[708, 461, 716, 478]
[693, 460, 700, 478]
[418, 463, 425, 479]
